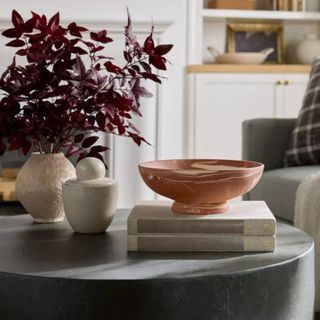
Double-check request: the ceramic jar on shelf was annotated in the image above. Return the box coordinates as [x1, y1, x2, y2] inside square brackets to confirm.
[296, 33, 320, 64]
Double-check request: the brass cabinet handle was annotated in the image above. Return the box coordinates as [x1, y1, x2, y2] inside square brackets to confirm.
[276, 80, 292, 85]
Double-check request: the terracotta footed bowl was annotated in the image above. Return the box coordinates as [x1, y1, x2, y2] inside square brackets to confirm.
[139, 159, 264, 215]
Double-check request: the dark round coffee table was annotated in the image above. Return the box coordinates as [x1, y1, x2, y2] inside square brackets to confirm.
[0, 205, 315, 320]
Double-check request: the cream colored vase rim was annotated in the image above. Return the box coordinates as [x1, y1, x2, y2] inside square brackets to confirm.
[31, 152, 64, 157]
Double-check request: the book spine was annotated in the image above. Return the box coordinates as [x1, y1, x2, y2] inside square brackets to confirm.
[278, 0, 285, 10]
[291, 0, 297, 10]
[129, 219, 276, 236]
[283, 0, 289, 10]
[297, 0, 306, 11]
[128, 235, 276, 252]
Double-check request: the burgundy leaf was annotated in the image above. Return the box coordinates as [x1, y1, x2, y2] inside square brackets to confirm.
[123, 50, 132, 63]
[70, 46, 87, 55]
[24, 17, 36, 32]
[82, 135, 99, 148]
[88, 116, 96, 126]
[90, 30, 113, 44]
[118, 125, 125, 135]
[68, 22, 88, 37]
[21, 139, 31, 155]
[150, 55, 166, 70]
[27, 44, 45, 63]
[12, 10, 24, 30]
[2, 28, 22, 38]
[74, 134, 84, 143]
[131, 65, 140, 72]
[107, 123, 114, 132]
[91, 46, 104, 53]
[96, 112, 106, 129]
[140, 72, 161, 84]
[129, 132, 150, 146]
[113, 95, 132, 111]
[128, 68, 136, 77]
[6, 39, 25, 47]
[133, 82, 153, 98]
[8, 135, 22, 151]
[124, 8, 138, 47]
[140, 61, 152, 73]
[75, 55, 86, 79]
[104, 61, 124, 75]
[90, 145, 109, 153]
[85, 153, 106, 166]
[48, 12, 60, 32]
[143, 26, 154, 54]
[154, 44, 173, 56]
[16, 49, 27, 56]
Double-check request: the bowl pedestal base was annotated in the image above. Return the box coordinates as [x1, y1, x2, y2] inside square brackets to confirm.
[172, 201, 229, 215]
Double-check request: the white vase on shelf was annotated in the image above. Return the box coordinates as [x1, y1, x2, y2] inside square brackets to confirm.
[296, 33, 320, 64]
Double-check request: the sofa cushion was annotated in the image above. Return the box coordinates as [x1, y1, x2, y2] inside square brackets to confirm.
[248, 165, 320, 222]
[285, 58, 320, 166]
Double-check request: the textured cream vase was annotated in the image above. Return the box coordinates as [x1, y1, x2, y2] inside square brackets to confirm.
[16, 153, 76, 223]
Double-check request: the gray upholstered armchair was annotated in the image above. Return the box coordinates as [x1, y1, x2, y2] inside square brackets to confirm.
[242, 118, 320, 222]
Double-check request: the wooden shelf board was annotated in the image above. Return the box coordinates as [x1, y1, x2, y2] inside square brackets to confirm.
[187, 64, 311, 74]
[203, 9, 320, 22]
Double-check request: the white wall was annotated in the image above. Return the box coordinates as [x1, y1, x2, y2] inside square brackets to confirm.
[0, 0, 188, 207]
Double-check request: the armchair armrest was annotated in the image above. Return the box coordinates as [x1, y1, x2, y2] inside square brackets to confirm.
[242, 118, 296, 171]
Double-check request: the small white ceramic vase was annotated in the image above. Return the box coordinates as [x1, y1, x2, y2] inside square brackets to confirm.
[296, 33, 320, 64]
[16, 153, 76, 223]
[62, 157, 118, 234]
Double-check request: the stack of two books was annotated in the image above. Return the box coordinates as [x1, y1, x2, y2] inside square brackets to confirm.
[127, 201, 276, 252]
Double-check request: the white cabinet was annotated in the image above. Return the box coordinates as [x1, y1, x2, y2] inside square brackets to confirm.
[187, 72, 308, 160]
[282, 74, 309, 118]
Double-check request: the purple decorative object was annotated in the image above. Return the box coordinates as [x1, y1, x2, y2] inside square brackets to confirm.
[0, 10, 173, 166]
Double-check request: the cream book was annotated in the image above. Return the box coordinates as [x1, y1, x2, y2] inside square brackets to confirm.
[127, 200, 276, 236]
[127, 234, 276, 252]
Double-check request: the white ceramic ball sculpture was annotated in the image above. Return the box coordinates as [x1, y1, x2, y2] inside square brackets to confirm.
[62, 157, 118, 234]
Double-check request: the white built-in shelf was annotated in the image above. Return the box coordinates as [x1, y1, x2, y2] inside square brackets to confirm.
[203, 9, 320, 22]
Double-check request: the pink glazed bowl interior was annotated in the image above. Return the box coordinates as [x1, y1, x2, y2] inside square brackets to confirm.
[139, 159, 264, 215]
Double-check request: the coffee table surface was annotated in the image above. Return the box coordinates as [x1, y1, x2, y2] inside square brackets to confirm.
[0, 204, 313, 280]
[0, 204, 315, 320]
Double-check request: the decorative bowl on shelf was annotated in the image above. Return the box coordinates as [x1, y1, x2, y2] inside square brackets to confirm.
[207, 47, 274, 64]
[139, 159, 264, 215]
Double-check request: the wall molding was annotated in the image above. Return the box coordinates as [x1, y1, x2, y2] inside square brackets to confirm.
[0, 17, 173, 34]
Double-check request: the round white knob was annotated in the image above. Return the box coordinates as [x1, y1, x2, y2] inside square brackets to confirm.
[76, 157, 106, 181]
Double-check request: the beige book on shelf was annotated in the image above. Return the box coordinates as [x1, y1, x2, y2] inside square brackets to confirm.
[128, 234, 276, 252]
[127, 200, 276, 236]
[273, 0, 278, 10]
[278, 0, 285, 10]
[297, 0, 306, 11]
[291, 0, 298, 11]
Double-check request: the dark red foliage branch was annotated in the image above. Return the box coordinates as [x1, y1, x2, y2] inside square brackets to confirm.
[0, 9, 173, 165]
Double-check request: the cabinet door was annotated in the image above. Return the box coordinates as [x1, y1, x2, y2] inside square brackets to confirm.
[193, 74, 279, 160]
[282, 74, 309, 118]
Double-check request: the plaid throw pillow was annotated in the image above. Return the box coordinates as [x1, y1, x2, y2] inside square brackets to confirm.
[285, 58, 320, 166]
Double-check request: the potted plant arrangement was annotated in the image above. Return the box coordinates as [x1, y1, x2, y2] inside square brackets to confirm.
[0, 10, 172, 222]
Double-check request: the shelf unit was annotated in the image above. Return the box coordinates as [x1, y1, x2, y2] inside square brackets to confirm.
[187, 64, 311, 73]
[202, 9, 320, 22]
[187, 0, 320, 65]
